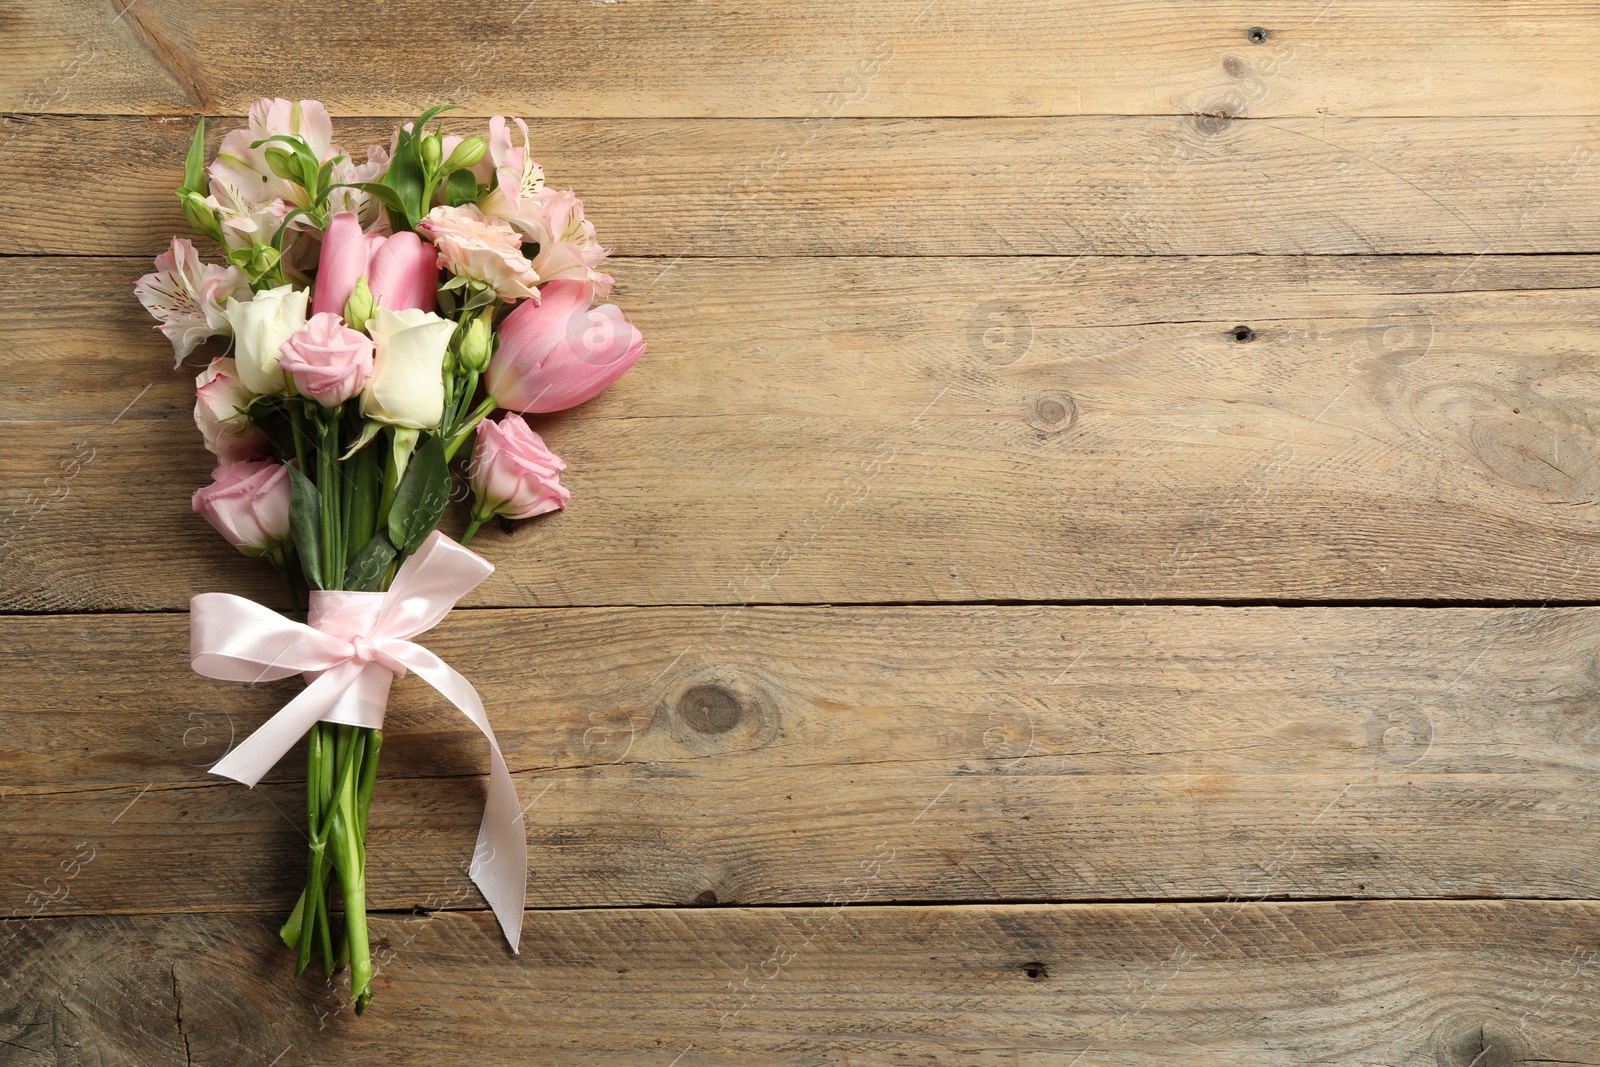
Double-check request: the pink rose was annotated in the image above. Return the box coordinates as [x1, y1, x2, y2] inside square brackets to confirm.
[313, 211, 437, 317]
[134, 238, 251, 366]
[417, 204, 540, 301]
[192, 460, 291, 558]
[468, 414, 570, 521]
[278, 312, 375, 406]
[485, 279, 644, 413]
[194, 357, 269, 461]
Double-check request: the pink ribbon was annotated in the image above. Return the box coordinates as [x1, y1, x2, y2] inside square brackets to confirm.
[189, 531, 526, 952]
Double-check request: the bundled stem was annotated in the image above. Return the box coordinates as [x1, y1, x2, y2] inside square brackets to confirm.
[278, 402, 384, 1012]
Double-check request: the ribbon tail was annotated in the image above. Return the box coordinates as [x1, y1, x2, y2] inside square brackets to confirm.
[392, 645, 526, 953]
[210, 663, 364, 788]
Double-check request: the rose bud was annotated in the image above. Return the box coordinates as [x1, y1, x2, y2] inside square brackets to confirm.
[221, 283, 308, 396]
[360, 307, 456, 430]
[194, 357, 270, 461]
[484, 279, 644, 413]
[464, 414, 569, 540]
[278, 312, 375, 407]
[192, 460, 291, 559]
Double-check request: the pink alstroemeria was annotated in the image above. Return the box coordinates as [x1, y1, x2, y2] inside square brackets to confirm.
[313, 212, 438, 317]
[478, 117, 612, 297]
[134, 237, 252, 366]
[485, 279, 645, 413]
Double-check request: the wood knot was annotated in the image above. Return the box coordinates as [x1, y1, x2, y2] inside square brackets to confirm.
[661, 669, 784, 755]
[1434, 1021, 1527, 1067]
[676, 684, 745, 735]
[1026, 392, 1078, 434]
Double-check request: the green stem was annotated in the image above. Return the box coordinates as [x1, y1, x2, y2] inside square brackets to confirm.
[318, 415, 344, 590]
[460, 512, 489, 545]
[288, 401, 311, 476]
[443, 396, 497, 463]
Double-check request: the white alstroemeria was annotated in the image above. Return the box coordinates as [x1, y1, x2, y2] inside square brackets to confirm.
[133, 238, 251, 366]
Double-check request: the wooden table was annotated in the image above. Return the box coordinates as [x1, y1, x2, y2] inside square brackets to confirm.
[5, 2, 1600, 1063]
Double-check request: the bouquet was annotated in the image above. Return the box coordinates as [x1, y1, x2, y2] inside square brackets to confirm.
[135, 98, 645, 1012]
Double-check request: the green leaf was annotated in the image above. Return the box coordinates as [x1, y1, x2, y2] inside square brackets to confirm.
[386, 434, 450, 555]
[443, 168, 477, 207]
[344, 532, 397, 592]
[181, 118, 207, 195]
[383, 147, 426, 229]
[339, 181, 406, 213]
[287, 462, 325, 590]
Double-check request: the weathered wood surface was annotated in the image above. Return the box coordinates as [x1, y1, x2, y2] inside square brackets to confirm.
[6, 115, 1600, 257]
[8, 1, 1600, 119]
[6, 606, 1599, 915]
[6, 902, 1600, 1065]
[7, 254, 1600, 611]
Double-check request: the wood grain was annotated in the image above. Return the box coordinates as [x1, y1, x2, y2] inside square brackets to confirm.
[6, 902, 1600, 1064]
[6, 606, 1599, 915]
[8, 1, 1600, 119]
[6, 114, 1600, 257]
[6, 254, 1600, 610]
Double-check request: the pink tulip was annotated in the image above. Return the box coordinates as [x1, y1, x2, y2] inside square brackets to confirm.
[468, 414, 570, 521]
[278, 312, 375, 406]
[485, 280, 645, 413]
[192, 460, 291, 558]
[312, 212, 437, 317]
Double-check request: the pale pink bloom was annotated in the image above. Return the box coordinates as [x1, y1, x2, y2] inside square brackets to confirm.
[134, 237, 251, 366]
[523, 189, 613, 298]
[314, 212, 438, 316]
[204, 182, 294, 252]
[278, 312, 374, 406]
[192, 460, 291, 557]
[485, 279, 644, 413]
[417, 204, 540, 302]
[194, 357, 270, 461]
[327, 143, 393, 233]
[480, 116, 545, 218]
[207, 98, 354, 254]
[469, 414, 569, 521]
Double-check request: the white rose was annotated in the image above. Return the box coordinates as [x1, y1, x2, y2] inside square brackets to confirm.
[361, 307, 456, 430]
[222, 284, 308, 396]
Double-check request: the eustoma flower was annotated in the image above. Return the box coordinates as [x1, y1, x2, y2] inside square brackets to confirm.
[192, 460, 291, 558]
[361, 307, 456, 429]
[223, 284, 309, 395]
[134, 238, 250, 365]
[465, 414, 569, 540]
[485, 279, 645, 412]
[278, 313, 375, 406]
[311, 211, 437, 318]
[418, 204, 540, 301]
[194, 357, 269, 460]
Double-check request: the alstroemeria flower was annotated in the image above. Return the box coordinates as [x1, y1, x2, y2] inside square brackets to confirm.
[480, 115, 546, 219]
[208, 98, 338, 210]
[194, 357, 270, 461]
[134, 237, 251, 366]
[521, 189, 613, 298]
[326, 143, 393, 233]
[417, 204, 540, 302]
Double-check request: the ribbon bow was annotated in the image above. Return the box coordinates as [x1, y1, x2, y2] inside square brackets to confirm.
[190, 531, 525, 951]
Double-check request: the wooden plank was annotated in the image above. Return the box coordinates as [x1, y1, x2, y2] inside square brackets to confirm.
[5, 605, 1600, 915]
[8, 1, 1600, 119]
[6, 254, 1600, 609]
[5, 902, 1600, 1063]
[6, 114, 1600, 257]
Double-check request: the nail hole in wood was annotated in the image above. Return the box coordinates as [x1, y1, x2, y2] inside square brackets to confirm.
[1232, 325, 1256, 343]
[1022, 962, 1049, 980]
[1247, 27, 1268, 43]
